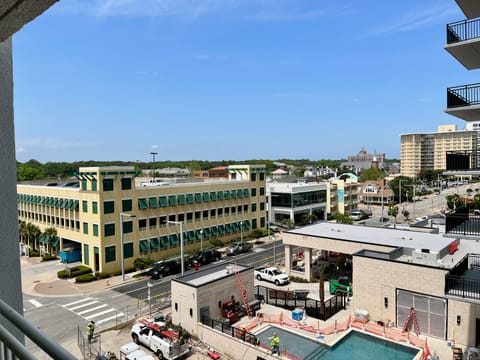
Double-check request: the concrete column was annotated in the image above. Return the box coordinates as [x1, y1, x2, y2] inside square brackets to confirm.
[304, 248, 312, 281]
[284, 244, 292, 275]
[0, 38, 24, 337]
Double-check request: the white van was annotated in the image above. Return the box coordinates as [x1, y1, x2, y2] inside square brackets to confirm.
[351, 210, 366, 221]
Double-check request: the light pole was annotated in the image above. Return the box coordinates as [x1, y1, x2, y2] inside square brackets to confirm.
[406, 185, 416, 219]
[120, 213, 136, 281]
[147, 281, 153, 317]
[150, 151, 158, 182]
[268, 192, 276, 266]
[240, 221, 243, 244]
[166, 220, 185, 276]
[398, 180, 406, 205]
[199, 229, 203, 251]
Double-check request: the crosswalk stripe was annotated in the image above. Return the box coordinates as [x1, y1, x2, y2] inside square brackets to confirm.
[77, 304, 108, 315]
[68, 301, 99, 311]
[28, 299, 42, 308]
[63, 297, 94, 307]
[85, 308, 116, 319]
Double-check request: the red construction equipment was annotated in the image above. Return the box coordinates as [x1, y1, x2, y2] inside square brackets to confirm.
[402, 307, 420, 336]
[139, 319, 179, 341]
[234, 264, 252, 319]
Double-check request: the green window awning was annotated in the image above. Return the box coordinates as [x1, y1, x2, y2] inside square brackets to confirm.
[218, 225, 225, 234]
[224, 191, 231, 200]
[237, 189, 243, 198]
[211, 226, 218, 236]
[243, 220, 251, 229]
[38, 235, 46, 244]
[138, 198, 148, 210]
[149, 197, 158, 208]
[195, 193, 202, 203]
[51, 236, 60, 247]
[150, 237, 160, 250]
[243, 188, 250, 197]
[168, 195, 177, 206]
[74, 200, 79, 210]
[54, 198, 61, 208]
[187, 230, 195, 242]
[217, 191, 224, 200]
[178, 194, 186, 205]
[159, 196, 168, 207]
[140, 239, 149, 252]
[160, 236, 169, 248]
[232, 223, 239, 232]
[225, 223, 231, 233]
[231, 190, 237, 199]
[169, 234, 178, 245]
[202, 192, 210, 202]
[203, 227, 211, 238]
[186, 193, 195, 204]
[210, 192, 217, 201]
[61, 199, 69, 208]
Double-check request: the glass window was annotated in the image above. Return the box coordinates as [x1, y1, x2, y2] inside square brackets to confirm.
[103, 178, 114, 191]
[292, 190, 327, 208]
[252, 218, 257, 229]
[260, 187, 265, 196]
[260, 202, 265, 211]
[105, 245, 116, 263]
[124, 242, 134, 258]
[122, 220, 133, 233]
[251, 203, 257, 212]
[92, 201, 98, 214]
[104, 201, 115, 214]
[260, 217, 266, 227]
[121, 177, 132, 190]
[122, 199, 132, 212]
[82, 200, 88, 213]
[93, 224, 99, 237]
[91, 180, 97, 192]
[83, 222, 88, 234]
[251, 173, 256, 181]
[251, 188, 257, 196]
[84, 244, 89, 265]
[104, 223, 115, 236]
[259, 173, 265, 181]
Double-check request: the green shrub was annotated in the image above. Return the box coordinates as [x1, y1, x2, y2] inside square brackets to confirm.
[29, 250, 40, 257]
[210, 239, 224, 247]
[134, 257, 154, 270]
[57, 270, 70, 279]
[289, 276, 310, 283]
[42, 255, 58, 262]
[57, 265, 92, 279]
[95, 272, 110, 279]
[75, 274, 96, 283]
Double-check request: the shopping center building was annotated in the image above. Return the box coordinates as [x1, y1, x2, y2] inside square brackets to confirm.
[17, 164, 268, 274]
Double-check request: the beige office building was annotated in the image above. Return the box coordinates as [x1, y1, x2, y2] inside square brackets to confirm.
[17, 164, 267, 274]
[400, 124, 477, 177]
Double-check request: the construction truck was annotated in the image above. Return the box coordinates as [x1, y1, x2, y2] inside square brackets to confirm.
[130, 319, 190, 360]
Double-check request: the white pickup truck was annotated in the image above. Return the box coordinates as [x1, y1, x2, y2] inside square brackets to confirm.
[131, 319, 190, 360]
[254, 267, 289, 286]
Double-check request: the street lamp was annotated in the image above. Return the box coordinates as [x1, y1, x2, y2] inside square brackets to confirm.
[150, 151, 158, 182]
[240, 221, 243, 244]
[166, 220, 185, 276]
[406, 185, 416, 219]
[199, 229, 203, 251]
[147, 281, 153, 317]
[120, 213, 136, 281]
[398, 179, 407, 205]
[268, 192, 277, 266]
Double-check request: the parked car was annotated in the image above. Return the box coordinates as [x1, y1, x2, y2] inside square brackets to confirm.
[226, 242, 253, 256]
[149, 259, 181, 279]
[189, 248, 221, 266]
[254, 267, 289, 286]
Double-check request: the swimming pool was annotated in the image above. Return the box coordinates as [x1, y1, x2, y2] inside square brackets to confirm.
[255, 326, 419, 360]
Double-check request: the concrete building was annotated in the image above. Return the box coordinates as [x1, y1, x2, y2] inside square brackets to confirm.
[17, 164, 267, 274]
[282, 222, 480, 347]
[340, 148, 385, 173]
[400, 124, 477, 177]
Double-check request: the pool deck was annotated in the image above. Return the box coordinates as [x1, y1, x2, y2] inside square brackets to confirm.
[237, 281, 455, 360]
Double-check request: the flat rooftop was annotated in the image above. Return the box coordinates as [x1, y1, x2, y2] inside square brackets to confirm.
[173, 262, 251, 287]
[286, 222, 453, 253]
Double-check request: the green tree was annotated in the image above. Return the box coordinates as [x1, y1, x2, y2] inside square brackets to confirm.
[388, 203, 399, 227]
[402, 209, 410, 221]
[26, 223, 41, 250]
[389, 176, 413, 203]
[359, 168, 387, 182]
[43, 227, 58, 255]
[334, 213, 353, 224]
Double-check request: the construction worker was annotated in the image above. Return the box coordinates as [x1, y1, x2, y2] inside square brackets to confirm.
[267, 331, 280, 355]
[86, 320, 95, 343]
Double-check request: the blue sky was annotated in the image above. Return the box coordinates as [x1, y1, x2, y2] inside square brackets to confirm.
[13, 0, 470, 163]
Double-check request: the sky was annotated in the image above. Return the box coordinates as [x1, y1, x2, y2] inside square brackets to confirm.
[12, 0, 472, 163]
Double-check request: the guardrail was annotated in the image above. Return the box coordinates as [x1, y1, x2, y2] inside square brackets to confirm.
[447, 18, 480, 44]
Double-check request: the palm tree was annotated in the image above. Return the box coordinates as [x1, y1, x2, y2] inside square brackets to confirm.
[26, 223, 41, 251]
[319, 263, 325, 303]
[43, 227, 57, 255]
[18, 220, 27, 244]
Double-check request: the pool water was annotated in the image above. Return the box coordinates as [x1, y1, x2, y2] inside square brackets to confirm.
[255, 326, 419, 360]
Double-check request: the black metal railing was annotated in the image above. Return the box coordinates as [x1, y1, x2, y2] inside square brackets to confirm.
[445, 254, 480, 301]
[200, 316, 258, 345]
[447, 83, 480, 108]
[447, 18, 480, 44]
[446, 207, 480, 236]
[254, 285, 345, 321]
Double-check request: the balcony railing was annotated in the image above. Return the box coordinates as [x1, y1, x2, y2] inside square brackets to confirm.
[447, 18, 480, 44]
[447, 83, 480, 108]
[446, 206, 480, 235]
[0, 297, 76, 359]
[445, 254, 480, 301]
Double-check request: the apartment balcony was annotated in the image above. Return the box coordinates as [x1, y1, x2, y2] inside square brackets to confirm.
[456, 0, 480, 19]
[445, 18, 480, 70]
[446, 83, 480, 120]
[445, 253, 480, 302]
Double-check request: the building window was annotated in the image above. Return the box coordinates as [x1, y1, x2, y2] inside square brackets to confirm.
[217, 208, 223, 218]
[104, 201, 115, 214]
[203, 210, 209, 220]
[91, 180, 97, 192]
[195, 211, 201, 222]
[122, 199, 132, 212]
[82, 200, 88, 213]
[84, 244, 89, 265]
[160, 216, 167, 226]
[251, 188, 257, 196]
[178, 213, 185, 222]
[260, 217, 266, 227]
[124, 242, 134, 259]
[103, 178, 114, 192]
[259, 173, 265, 181]
[93, 224, 99, 237]
[83, 222, 88, 234]
[231, 206, 236, 215]
[260, 202, 265, 211]
[244, 204, 248, 213]
[252, 218, 257, 229]
[81, 180, 87, 191]
[260, 187, 265, 196]
[237, 205, 242, 214]
[104, 223, 115, 237]
[251, 173, 256, 181]
[92, 201, 98, 214]
[105, 245, 116, 263]
[225, 207, 230, 216]
[186, 212, 193, 223]
[149, 217, 157, 229]
[139, 218, 147, 231]
[251, 203, 257, 212]
[122, 220, 133, 234]
[210, 209, 216, 218]
[121, 178, 132, 190]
